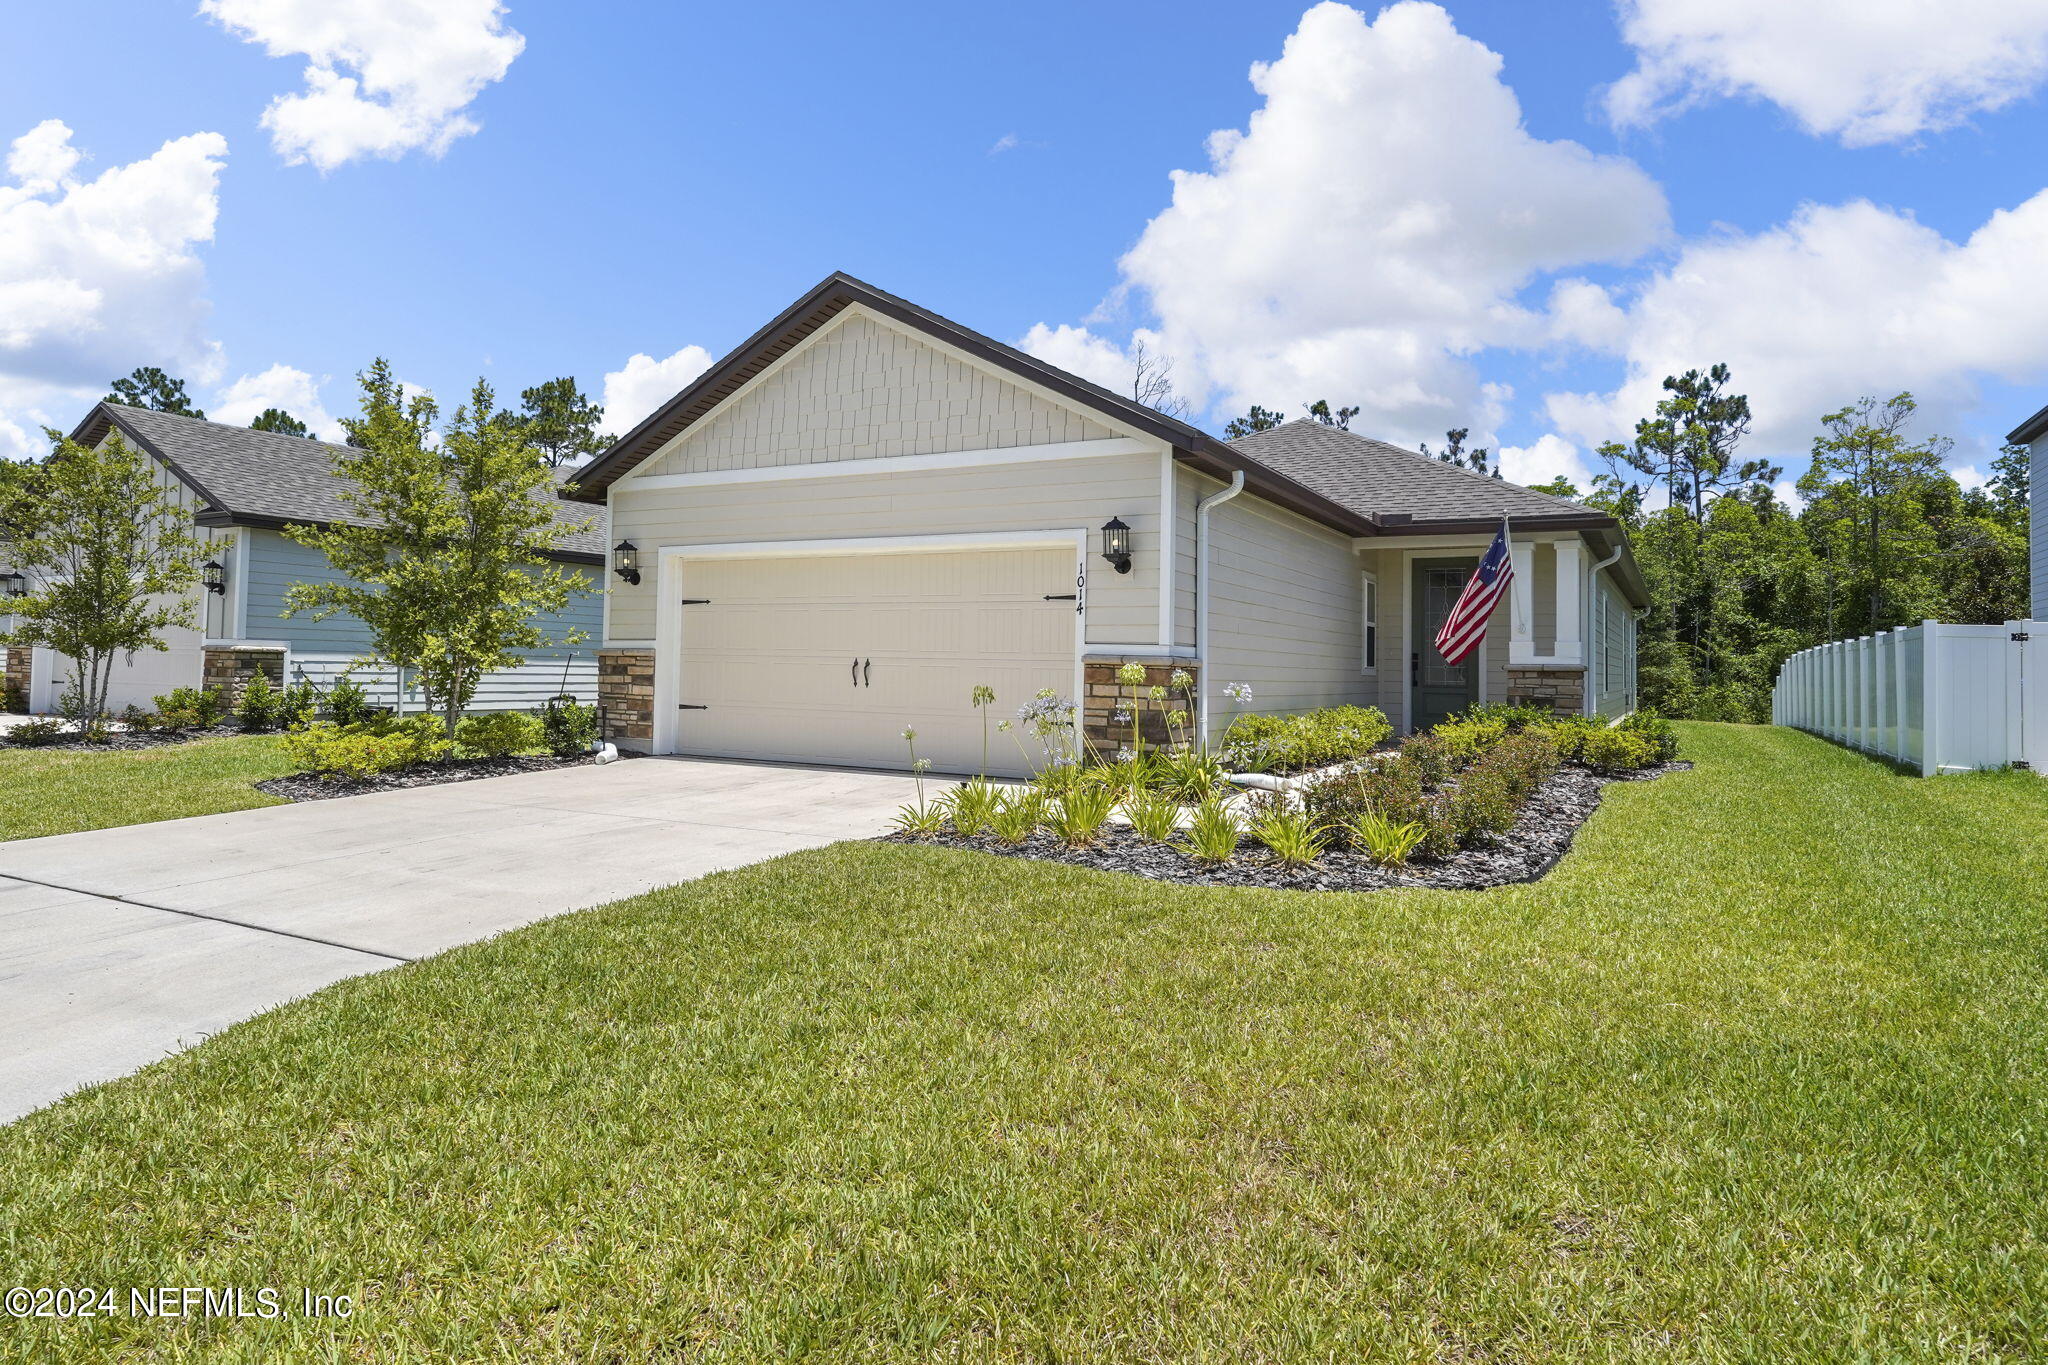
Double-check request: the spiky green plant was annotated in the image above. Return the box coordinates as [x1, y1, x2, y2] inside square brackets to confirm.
[1048, 785, 1118, 846]
[1250, 806, 1330, 870]
[1121, 788, 1181, 843]
[1179, 796, 1244, 866]
[1349, 809, 1427, 868]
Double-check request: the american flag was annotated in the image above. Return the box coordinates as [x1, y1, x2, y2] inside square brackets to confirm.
[1433, 519, 1514, 666]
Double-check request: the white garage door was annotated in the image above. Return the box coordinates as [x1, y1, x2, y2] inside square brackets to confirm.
[44, 622, 204, 716]
[672, 546, 1077, 777]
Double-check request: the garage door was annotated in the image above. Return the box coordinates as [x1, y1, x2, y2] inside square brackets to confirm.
[672, 546, 1076, 777]
[45, 622, 203, 715]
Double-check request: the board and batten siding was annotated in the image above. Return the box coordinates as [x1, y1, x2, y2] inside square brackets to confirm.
[1189, 467, 1372, 731]
[639, 310, 1115, 479]
[1590, 572, 1635, 718]
[607, 452, 1165, 646]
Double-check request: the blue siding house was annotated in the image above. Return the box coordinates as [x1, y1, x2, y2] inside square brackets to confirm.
[6, 403, 604, 716]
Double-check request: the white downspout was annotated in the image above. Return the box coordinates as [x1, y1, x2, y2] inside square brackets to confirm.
[1194, 470, 1245, 743]
[1584, 540, 1625, 718]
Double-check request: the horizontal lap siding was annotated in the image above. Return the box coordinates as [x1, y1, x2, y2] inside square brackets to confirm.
[607, 452, 1164, 646]
[1592, 574, 1633, 718]
[290, 653, 597, 711]
[1201, 477, 1370, 726]
[244, 530, 601, 656]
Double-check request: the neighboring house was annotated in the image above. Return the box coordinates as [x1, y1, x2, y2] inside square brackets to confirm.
[1, 405, 603, 717]
[2010, 402, 2048, 620]
[566, 272, 1649, 776]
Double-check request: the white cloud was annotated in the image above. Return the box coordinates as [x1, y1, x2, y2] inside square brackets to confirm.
[1496, 433, 1598, 490]
[1017, 323, 1147, 394]
[210, 363, 343, 439]
[1025, 1, 1667, 449]
[600, 345, 715, 437]
[1606, 0, 2048, 146]
[200, 0, 523, 171]
[1544, 192, 2048, 461]
[0, 121, 228, 458]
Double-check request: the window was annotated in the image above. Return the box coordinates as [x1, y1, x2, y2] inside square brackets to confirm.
[1361, 572, 1378, 672]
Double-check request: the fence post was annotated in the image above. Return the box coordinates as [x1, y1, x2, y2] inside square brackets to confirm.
[1921, 621, 1941, 777]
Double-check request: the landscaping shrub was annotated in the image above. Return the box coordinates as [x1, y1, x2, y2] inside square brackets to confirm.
[326, 675, 375, 727]
[1485, 729, 1563, 799]
[455, 710, 543, 759]
[1580, 727, 1662, 773]
[118, 705, 163, 734]
[1153, 746, 1225, 803]
[283, 715, 451, 781]
[153, 685, 227, 730]
[1458, 702, 1554, 733]
[278, 680, 320, 729]
[1, 680, 24, 713]
[4, 718, 66, 747]
[1396, 732, 1457, 788]
[1538, 715, 1599, 761]
[1445, 765, 1517, 843]
[1221, 704, 1391, 772]
[1433, 716, 1508, 764]
[538, 696, 598, 758]
[235, 673, 284, 732]
[1304, 755, 1431, 837]
[1618, 709, 1680, 763]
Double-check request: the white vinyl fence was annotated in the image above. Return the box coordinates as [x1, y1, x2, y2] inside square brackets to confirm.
[1772, 620, 2046, 774]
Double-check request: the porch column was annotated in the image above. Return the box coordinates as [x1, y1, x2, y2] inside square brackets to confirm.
[1508, 540, 1536, 666]
[1552, 539, 1584, 667]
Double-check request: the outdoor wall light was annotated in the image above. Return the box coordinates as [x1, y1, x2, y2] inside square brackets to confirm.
[1100, 516, 1133, 575]
[201, 560, 226, 596]
[612, 540, 642, 586]
[0, 570, 24, 597]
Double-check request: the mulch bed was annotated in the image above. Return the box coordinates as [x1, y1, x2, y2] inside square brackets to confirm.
[1, 723, 244, 752]
[255, 753, 600, 802]
[890, 761, 1691, 893]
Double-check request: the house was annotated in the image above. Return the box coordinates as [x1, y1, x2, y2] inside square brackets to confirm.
[565, 273, 1649, 777]
[2, 405, 604, 717]
[2009, 402, 2048, 620]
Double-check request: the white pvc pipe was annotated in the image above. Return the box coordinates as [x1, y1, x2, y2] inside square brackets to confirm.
[1193, 470, 1245, 743]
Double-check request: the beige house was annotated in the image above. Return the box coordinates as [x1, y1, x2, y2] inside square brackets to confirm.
[566, 273, 1649, 777]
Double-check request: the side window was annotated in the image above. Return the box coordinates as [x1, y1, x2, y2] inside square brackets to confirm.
[1361, 572, 1378, 672]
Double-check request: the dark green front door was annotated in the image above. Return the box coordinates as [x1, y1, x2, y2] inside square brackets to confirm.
[1412, 559, 1479, 731]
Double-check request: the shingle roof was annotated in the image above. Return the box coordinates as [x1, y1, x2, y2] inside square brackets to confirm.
[81, 404, 603, 561]
[1226, 419, 1602, 526]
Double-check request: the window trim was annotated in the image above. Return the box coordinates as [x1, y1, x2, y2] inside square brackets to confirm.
[1361, 570, 1379, 674]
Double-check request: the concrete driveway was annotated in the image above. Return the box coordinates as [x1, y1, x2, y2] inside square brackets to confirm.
[0, 757, 925, 1123]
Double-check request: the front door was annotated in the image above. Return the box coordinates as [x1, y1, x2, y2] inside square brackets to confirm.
[1412, 559, 1479, 731]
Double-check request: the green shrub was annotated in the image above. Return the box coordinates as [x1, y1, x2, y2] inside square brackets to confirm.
[327, 675, 375, 726]
[153, 685, 227, 730]
[1, 680, 25, 713]
[235, 673, 284, 732]
[1485, 729, 1562, 799]
[278, 680, 320, 729]
[118, 704, 163, 734]
[1581, 727, 1662, 773]
[1397, 732, 1456, 788]
[455, 711, 543, 759]
[1220, 704, 1392, 773]
[1304, 755, 1430, 834]
[1433, 716, 1508, 763]
[284, 716, 451, 780]
[1457, 702, 1554, 733]
[1154, 746, 1225, 803]
[1617, 710, 1680, 763]
[1445, 766, 1517, 842]
[1538, 715, 1599, 761]
[538, 696, 598, 758]
[5, 718, 67, 747]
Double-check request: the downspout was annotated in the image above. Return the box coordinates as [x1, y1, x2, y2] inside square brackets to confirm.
[1583, 540, 1625, 719]
[1193, 470, 1245, 743]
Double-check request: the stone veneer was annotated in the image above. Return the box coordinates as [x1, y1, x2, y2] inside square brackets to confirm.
[1503, 665, 1586, 718]
[598, 648, 654, 752]
[201, 645, 285, 704]
[1082, 655, 1200, 754]
[3, 645, 30, 711]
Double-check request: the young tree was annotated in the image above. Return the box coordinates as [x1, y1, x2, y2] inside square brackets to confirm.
[105, 367, 205, 418]
[1418, 427, 1496, 477]
[504, 377, 607, 468]
[0, 432, 205, 728]
[1223, 405, 1287, 440]
[284, 360, 595, 736]
[250, 407, 311, 437]
[1796, 393, 1951, 633]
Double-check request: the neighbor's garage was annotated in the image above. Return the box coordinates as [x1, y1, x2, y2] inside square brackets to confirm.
[669, 546, 1076, 777]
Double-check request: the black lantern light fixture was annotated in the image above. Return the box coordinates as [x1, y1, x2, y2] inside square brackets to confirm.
[201, 560, 226, 596]
[0, 569, 24, 598]
[612, 539, 642, 586]
[1100, 516, 1132, 574]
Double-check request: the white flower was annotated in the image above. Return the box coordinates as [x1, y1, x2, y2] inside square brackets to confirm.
[1170, 669, 1193, 689]
[1223, 682, 1253, 703]
[901, 726, 917, 741]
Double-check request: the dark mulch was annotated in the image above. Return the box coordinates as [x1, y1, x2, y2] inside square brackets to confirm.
[890, 761, 1690, 893]
[255, 753, 600, 802]
[1, 723, 244, 752]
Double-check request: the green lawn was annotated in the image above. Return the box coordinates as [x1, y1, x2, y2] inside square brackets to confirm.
[4, 723, 2045, 1361]
[0, 733, 295, 842]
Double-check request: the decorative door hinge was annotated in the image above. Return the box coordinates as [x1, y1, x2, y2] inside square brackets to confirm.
[2014, 760, 2033, 770]
[680, 598, 711, 606]
[2013, 631, 2031, 642]
[1043, 593, 1077, 601]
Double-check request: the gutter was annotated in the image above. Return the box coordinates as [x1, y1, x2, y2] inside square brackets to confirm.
[1583, 540, 1625, 718]
[1193, 470, 1246, 743]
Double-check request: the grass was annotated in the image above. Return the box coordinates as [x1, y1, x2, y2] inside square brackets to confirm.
[0, 733, 295, 841]
[3, 723, 2045, 1360]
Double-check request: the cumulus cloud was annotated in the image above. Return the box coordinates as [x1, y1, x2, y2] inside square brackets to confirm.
[210, 363, 343, 439]
[1017, 323, 1152, 395]
[0, 121, 228, 459]
[1023, 1, 1667, 449]
[601, 345, 715, 437]
[1495, 433, 1599, 491]
[1606, 0, 2048, 146]
[1543, 192, 2048, 459]
[200, 0, 523, 171]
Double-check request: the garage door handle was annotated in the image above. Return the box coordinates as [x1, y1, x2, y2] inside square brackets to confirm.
[863, 658, 871, 687]
[851, 657, 859, 687]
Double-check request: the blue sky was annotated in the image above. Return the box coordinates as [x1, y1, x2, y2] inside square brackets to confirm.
[4, 0, 2045, 495]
